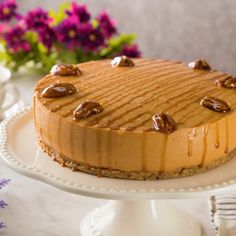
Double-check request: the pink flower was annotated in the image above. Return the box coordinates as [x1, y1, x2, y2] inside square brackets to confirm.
[24, 8, 52, 30]
[86, 28, 105, 51]
[66, 2, 90, 23]
[38, 26, 57, 50]
[0, 0, 18, 21]
[121, 44, 141, 58]
[4, 25, 31, 53]
[97, 11, 116, 39]
[55, 17, 81, 49]
[77, 23, 105, 51]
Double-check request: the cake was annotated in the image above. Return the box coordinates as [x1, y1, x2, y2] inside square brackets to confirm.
[33, 57, 236, 180]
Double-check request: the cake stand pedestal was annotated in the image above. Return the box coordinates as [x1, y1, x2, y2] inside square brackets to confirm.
[2, 108, 236, 236]
[80, 200, 200, 236]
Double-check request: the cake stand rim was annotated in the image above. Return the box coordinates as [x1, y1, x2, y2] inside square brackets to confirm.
[0, 107, 236, 200]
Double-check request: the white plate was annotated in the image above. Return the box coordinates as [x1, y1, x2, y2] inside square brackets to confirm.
[1, 107, 236, 200]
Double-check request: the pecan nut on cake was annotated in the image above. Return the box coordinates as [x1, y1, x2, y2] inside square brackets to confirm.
[33, 58, 236, 180]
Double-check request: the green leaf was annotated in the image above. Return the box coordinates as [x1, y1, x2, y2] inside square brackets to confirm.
[24, 31, 38, 43]
[91, 19, 99, 28]
[49, 2, 71, 25]
[100, 33, 136, 57]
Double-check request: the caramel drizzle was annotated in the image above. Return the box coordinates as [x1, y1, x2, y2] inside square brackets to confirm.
[158, 76, 225, 116]
[39, 128, 43, 142]
[48, 113, 51, 144]
[108, 112, 152, 131]
[96, 132, 102, 166]
[93, 73, 226, 130]
[38, 61, 111, 87]
[60, 66, 187, 118]
[37, 59, 234, 131]
[215, 122, 220, 149]
[180, 89, 230, 126]
[46, 61, 180, 113]
[201, 125, 209, 166]
[132, 78, 229, 131]
[85, 71, 215, 126]
[187, 128, 197, 157]
[134, 82, 226, 132]
[70, 124, 75, 158]
[188, 139, 193, 156]
[225, 118, 229, 153]
[57, 118, 62, 154]
[107, 132, 112, 169]
[81, 128, 87, 162]
[48, 69, 173, 117]
[38, 60, 167, 106]
[160, 135, 168, 171]
[74, 59, 161, 87]
[84, 65, 179, 104]
[45, 62, 195, 119]
[141, 134, 147, 171]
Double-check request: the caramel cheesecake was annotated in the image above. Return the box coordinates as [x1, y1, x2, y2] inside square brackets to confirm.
[33, 57, 236, 180]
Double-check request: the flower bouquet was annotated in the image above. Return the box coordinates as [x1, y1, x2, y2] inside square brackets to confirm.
[0, 0, 141, 73]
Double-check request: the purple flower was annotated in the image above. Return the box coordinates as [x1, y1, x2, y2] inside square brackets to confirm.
[86, 28, 105, 50]
[97, 11, 116, 39]
[76, 23, 104, 50]
[24, 8, 52, 30]
[66, 2, 90, 23]
[55, 17, 80, 49]
[121, 44, 141, 58]
[0, 0, 17, 21]
[0, 201, 8, 209]
[0, 179, 11, 189]
[77, 23, 93, 48]
[4, 25, 31, 53]
[0, 222, 6, 229]
[38, 26, 57, 50]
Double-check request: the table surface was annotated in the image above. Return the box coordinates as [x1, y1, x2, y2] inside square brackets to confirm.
[0, 72, 221, 236]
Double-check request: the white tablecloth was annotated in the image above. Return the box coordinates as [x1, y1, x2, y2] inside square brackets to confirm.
[0, 73, 216, 236]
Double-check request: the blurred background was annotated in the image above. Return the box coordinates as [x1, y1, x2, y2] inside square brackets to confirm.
[17, 0, 236, 74]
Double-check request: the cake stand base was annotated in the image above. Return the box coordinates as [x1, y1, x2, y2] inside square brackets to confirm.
[80, 200, 201, 236]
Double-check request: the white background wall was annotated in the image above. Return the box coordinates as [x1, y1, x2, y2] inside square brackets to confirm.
[18, 0, 236, 74]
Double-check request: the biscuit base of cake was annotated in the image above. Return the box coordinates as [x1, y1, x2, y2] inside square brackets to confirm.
[38, 138, 235, 180]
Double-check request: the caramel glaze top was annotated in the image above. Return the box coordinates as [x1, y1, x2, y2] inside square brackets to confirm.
[34, 58, 236, 132]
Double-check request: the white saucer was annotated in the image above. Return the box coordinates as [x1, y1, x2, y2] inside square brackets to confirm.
[1, 107, 236, 200]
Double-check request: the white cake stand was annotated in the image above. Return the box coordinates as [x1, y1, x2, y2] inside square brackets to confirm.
[2, 108, 236, 236]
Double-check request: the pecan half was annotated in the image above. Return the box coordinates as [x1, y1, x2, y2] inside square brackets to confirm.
[200, 96, 231, 113]
[215, 76, 236, 89]
[111, 55, 134, 67]
[50, 64, 82, 76]
[41, 83, 77, 98]
[188, 59, 211, 70]
[73, 101, 103, 119]
[152, 112, 176, 134]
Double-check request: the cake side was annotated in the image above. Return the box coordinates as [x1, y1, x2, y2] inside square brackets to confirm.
[37, 135, 236, 180]
[34, 93, 236, 175]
